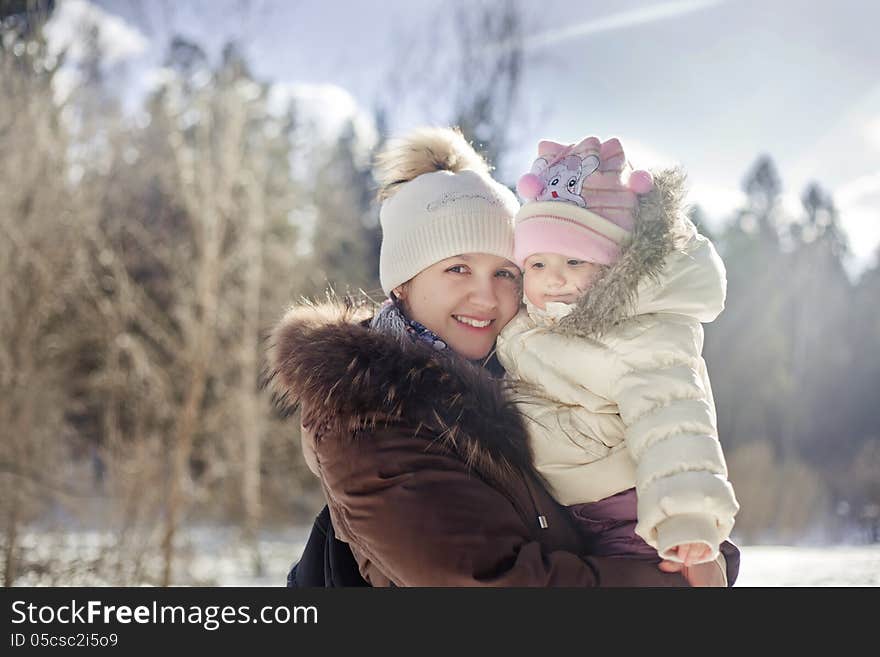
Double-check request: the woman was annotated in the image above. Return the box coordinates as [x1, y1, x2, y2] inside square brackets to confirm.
[267, 127, 738, 586]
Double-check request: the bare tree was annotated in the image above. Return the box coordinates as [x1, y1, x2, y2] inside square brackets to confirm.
[0, 12, 91, 585]
[377, 0, 527, 174]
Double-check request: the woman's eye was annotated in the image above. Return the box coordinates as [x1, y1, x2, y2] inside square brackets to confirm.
[496, 269, 518, 280]
[446, 265, 468, 274]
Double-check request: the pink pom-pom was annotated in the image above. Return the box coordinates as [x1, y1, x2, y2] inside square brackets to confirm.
[628, 170, 654, 194]
[517, 173, 545, 201]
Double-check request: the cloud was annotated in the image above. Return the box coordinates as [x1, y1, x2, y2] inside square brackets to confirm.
[267, 83, 378, 169]
[866, 116, 880, 151]
[788, 85, 880, 187]
[839, 201, 880, 275]
[268, 83, 358, 122]
[44, 0, 148, 65]
[269, 83, 376, 140]
[686, 177, 878, 276]
[781, 192, 804, 220]
[834, 172, 880, 270]
[622, 140, 748, 224]
[43, 0, 148, 104]
[513, 0, 726, 52]
[688, 182, 746, 221]
[623, 138, 680, 170]
[836, 170, 880, 207]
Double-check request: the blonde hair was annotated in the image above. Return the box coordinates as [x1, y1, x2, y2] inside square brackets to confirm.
[375, 127, 490, 201]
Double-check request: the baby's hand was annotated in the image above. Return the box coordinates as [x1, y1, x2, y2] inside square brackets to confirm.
[658, 558, 726, 587]
[672, 542, 712, 566]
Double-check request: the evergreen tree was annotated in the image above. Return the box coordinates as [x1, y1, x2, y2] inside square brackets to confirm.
[705, 155, 790, 455]
[688, 204, 715, 242]
[781, 183, 853, 466]
[845, 248, 880, 540]
[306, 119, 381, 295]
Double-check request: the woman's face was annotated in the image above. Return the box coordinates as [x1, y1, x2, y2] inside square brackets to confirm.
[395, 253, 521, 360]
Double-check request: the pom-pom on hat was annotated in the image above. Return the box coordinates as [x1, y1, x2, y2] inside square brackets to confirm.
[514, 136, 652, 267]
[376, 127, 519, 296]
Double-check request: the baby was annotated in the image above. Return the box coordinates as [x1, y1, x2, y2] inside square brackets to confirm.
[496, 136, 739, 566]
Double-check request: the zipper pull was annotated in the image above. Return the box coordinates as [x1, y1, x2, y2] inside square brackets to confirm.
[537, 514, 548, 529]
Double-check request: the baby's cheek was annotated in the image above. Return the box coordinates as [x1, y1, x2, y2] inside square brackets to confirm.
[578, 275, 596, 291]
[578, 266, 601, 290]
[522, 273, 544, 307]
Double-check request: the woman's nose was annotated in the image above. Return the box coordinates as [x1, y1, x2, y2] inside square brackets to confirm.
[468, 277, 499, 309]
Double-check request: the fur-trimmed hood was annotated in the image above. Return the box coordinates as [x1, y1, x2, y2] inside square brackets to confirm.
[265, 298, 536, 485]
[558, 168, 727, 338]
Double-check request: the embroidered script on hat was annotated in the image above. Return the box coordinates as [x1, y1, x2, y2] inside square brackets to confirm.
[426, 191, 504, 211]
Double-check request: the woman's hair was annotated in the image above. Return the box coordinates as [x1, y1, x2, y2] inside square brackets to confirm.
[375, 127, 491, 202]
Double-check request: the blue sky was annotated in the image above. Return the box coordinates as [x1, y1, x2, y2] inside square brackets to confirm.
[55, 0, 880, 274]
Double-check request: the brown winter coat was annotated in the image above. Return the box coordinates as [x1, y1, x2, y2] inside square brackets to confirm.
[267, 300, 703, 586]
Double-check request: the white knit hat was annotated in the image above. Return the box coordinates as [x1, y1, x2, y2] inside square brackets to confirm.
[376, 128, 519, 296]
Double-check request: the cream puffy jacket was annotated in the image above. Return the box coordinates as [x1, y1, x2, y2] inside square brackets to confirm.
[496, 169, 739, 562]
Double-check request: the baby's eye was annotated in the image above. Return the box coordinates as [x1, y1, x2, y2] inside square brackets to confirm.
[549, 177, 559, 186]
[567, 259, 586, 266]
[530, 261, 545, 269]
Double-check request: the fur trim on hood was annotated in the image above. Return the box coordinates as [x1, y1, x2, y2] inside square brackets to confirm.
[264, 297, 536, 484]
[558, 167, 723, 339]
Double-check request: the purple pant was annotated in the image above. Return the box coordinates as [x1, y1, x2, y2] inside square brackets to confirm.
[568, 488, 659, 560]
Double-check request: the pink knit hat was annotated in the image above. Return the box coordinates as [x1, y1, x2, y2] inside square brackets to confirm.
[514, 136, 653, 267]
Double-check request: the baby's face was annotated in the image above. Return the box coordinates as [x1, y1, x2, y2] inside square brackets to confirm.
[522, 253, 601, 309]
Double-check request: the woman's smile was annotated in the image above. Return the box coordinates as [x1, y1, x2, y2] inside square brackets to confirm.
[452, 314, 495, 329]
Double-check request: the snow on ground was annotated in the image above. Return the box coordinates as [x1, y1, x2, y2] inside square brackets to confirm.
[733, 545, 880, 587]
[14, 526, 880, 586]
[194, 531, 880, 587]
